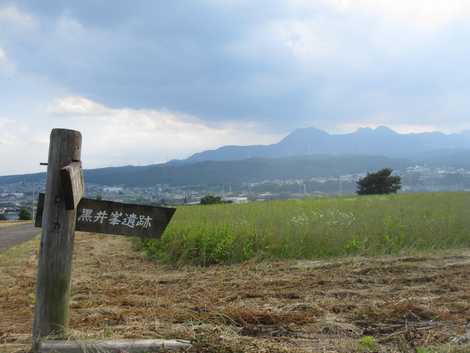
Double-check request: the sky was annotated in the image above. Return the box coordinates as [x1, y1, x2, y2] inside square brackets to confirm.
[1, 0, 470, 175]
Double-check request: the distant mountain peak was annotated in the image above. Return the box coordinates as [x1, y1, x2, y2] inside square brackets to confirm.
[375, 126, 397, 133]
[181, 125, 470, 164]
[355, 126, 397, 134]
[295, 126, 329, 134]
[279, 126, 329, 144]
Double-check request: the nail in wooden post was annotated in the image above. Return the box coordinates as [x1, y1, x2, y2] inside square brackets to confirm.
[33, 129, 82, 350]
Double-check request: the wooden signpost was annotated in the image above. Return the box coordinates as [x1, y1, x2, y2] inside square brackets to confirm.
[32, 129, 187, 353]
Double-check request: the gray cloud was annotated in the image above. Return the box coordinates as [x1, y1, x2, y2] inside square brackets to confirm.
[2, 1, 470, 135]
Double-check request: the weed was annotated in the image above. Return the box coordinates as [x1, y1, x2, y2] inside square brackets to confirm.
[142, 192, 470, 265]
[359, 336, 378, 351]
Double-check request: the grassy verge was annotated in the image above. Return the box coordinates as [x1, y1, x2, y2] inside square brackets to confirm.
[0, 220, 31, 228]
[142, 192, 470, 265]
[0, 237, 39, 353]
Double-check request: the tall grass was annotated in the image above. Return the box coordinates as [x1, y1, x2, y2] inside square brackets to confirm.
[141, 192, 470, 265]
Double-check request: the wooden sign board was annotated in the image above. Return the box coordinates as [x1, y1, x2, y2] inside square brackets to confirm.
[35, 193, 45, 228]
[36, 193, 175, 239]
[61, 162, 84, 210]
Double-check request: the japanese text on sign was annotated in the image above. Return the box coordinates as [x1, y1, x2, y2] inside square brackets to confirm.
[77, 209, 153, 229]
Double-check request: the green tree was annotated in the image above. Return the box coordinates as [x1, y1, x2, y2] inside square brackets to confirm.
[0, 213, 7, 221]
[200, 195, 223, 205]
[18, 208, 32, 220]
[356, 168, 401, 195]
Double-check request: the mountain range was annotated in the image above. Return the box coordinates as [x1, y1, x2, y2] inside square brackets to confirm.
[179, 126, 470, 164]
[1, 126, 469, 186]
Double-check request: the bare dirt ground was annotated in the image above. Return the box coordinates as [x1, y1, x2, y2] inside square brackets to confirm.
[1, 233, 470, 353]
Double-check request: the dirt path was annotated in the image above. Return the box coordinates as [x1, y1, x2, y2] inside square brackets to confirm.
[0, 223, 39, 252]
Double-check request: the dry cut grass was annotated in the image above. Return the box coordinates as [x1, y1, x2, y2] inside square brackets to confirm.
[1, 233, 470, 352]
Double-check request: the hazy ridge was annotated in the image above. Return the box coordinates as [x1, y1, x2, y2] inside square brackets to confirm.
[1, 126, 469, 186]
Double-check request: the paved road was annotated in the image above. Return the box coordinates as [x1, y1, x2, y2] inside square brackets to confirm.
[0, 223, 40, 252]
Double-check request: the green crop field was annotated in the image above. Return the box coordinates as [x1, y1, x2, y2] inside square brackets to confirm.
[142, 192, 470, 266]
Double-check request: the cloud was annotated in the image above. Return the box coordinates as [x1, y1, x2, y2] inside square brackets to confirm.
[49, 96, 282, 151]
[1, 0, 470, 174]
[0, 4, 35, 27]
[48, 96, 109, 116]
[8, 0, 465, 129]
[0, 118, 48, 174]
[296, 0, 470, 30]
[0, 96, 282, 175]
[0, 48, 6, 65]
[0, 47, 16, 74]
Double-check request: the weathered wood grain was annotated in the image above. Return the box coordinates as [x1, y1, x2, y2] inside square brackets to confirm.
[60, 162, 84, 210]
[38, 339, 191, 353]
[33, 129, 82, 350]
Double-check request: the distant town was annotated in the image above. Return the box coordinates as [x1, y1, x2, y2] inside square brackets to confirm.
[2, 165, 470, 221]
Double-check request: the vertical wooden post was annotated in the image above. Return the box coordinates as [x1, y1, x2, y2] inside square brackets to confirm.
[33, 129, 82, 350]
